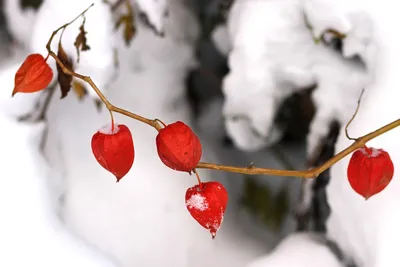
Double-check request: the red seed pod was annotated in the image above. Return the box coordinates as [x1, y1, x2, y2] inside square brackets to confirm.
[156, 121, 202, 172]
[91, 123, 135, 182]
[12, 54, 53, 96]
[347, 146, 394, 200]
[185, 181, 228, 238]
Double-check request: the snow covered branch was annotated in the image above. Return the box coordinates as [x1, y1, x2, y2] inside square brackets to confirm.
[43, 4, 400, 180]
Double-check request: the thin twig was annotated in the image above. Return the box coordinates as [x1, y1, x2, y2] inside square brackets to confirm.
[155, 119, 167, 128]
[193, 169, 203, 190]
[45, 6, 400, 180]
[345, 88, 365, 141]
[197, 118, 400, 178]
[109, 109, 115, 131]
[46, 3, 94, 52]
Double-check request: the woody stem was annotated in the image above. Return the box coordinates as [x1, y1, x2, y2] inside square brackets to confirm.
[193, 169, 203, 189]
[44, 5, 400, 180]
[109, 110, 115, 132]
[155, 119, 167, 128]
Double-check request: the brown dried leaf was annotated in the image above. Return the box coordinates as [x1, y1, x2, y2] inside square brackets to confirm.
[56, 42, 73, 99]
[115, 1, 136, 46]
[74, 17, 91, 63]
[115, 15, 136, 46]
[123, 19, 136, 46]
[72, 80, 88, 101]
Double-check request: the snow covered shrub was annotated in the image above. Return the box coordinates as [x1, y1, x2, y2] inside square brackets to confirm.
[303, 0, 376, 71]
[244, 1, 400, 267]
[7, 1, 400, 267]
[246, 233, 342, 267]
[133, 0, 168, 36]
[8, 1, 269, 267]
[220, 0, 369, 155]
[3, 0, 39, 48]
[0, 108, 119, 267]
[325, 3, 400, 266]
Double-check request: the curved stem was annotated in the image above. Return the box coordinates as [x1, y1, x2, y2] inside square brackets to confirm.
[193, 169, 203, 190]
[345, 88, 365, 141]
[155, 119, 167, 128]
[109, 110, 115, 132]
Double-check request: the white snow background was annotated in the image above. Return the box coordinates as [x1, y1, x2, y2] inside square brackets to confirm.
[217, 1, 400, 267]
[1, 0, 269, 266]
[1, 0, 400, 267]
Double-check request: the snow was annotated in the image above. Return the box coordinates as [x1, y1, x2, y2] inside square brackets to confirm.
[302, 0, 352, 41]
[359, 147, 383, 158]
[99, 122, 120, 135]
[325, 2, 400, 266]
[302, 1, 377, 70]
[245, 233, 342, 267]
[229, 1, 400, 267]
[40, 1, 269, 266]
[218, 0, 369, 156]
[133, 0, 169, 36]
[7, 0, 400, 266]
[186, 193, 209, 211]
[0, 99, 119, 266]
[3, 0, 38, 48]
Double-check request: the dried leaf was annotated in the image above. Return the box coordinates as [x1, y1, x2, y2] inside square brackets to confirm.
[56, 42, 73, 99]
[123, 19, 136, 45]
[115, 15, 136, 46]
[72, 80, 88, 100]
[106, 0, 136, 45]
[74, 17, 91, 63]
[115, 1, 136, 46]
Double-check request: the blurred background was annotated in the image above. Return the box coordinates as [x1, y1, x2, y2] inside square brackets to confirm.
[0, 1, 391, 267]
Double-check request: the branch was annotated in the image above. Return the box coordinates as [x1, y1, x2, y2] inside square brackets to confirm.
[345, 88, 365, 141]
[46, 4, 400, 180]
[303, 12, 347, 44]
[197, 118, 400, 178]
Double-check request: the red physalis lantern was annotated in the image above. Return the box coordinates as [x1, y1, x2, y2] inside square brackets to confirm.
[156, 121, 202, 172]
[91, 123, 135, 182]
[347, 146, 394, 200]
[185, 181, 228, 238]
[12, 54, 53, 96]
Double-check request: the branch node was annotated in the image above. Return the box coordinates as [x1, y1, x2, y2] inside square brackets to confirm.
[345, 88, 365, 141]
